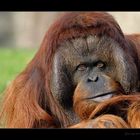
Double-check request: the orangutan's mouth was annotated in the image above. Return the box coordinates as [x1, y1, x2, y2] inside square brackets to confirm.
[87, 91, 117, 102]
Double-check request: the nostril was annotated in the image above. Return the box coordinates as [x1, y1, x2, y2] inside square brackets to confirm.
[88, 76, 98, 82]
[93, 76, 98, 82]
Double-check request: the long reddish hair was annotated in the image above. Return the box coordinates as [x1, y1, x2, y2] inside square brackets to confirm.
[0, 12, 139, 128]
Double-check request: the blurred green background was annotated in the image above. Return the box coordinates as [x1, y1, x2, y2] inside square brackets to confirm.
[0, 48, 37, 98]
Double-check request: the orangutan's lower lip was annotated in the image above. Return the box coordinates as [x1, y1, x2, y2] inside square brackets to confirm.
[87, 91, 116, 102]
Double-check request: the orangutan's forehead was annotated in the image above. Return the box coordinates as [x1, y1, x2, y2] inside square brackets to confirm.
[58, 35, 119, 58]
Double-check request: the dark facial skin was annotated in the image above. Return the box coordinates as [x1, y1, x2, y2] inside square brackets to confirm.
[50, 35, 139, 125]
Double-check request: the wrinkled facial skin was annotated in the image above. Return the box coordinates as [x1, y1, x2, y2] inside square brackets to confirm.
[50, 35, 139, 125]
